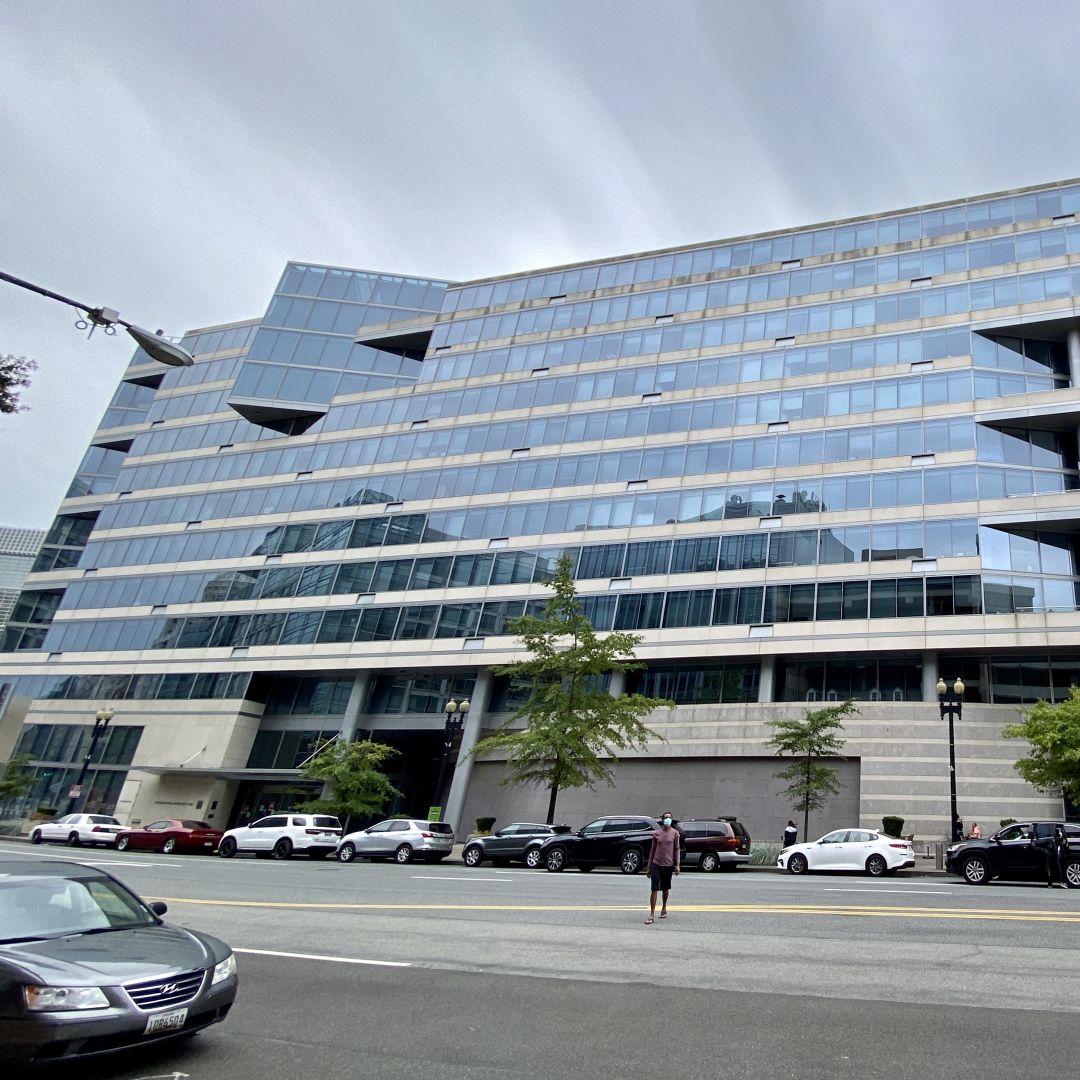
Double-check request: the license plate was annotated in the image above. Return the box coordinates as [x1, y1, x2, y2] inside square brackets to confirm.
[144, 1007, 188, 1034]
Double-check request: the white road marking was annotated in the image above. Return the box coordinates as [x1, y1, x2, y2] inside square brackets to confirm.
[411, 874, 509, 882]
[234, 947, 410, 967]
[0, 846, 181, 869]
[824, 888, 954, 895]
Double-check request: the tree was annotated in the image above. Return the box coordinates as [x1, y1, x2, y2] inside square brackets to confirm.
[1002, 687, 1080, 801]
[298, 738, 402, 829]
[0, 754, 34, 801]
[0, 354, 37, 414]
[766, 701, 855, 842]
[468, 554, 673, 823]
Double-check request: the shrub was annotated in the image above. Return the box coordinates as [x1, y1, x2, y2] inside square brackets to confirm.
[475, 816, 496, 834]
[881, 815, 905, 838]
[999, 818, 1017, 827]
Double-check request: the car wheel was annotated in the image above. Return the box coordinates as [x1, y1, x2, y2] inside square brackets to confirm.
[865, 854, 888, 877]
[218, 837, 237, 859]
[271, 839, 293, 860]
[337, 842, 357, 863]
[620, 847, 644, 875]
[394, 844, 414, 864]
[700, 851, 720, 873]
[787, 852, 809, 875]
[962, 855, 990, 885]
[30, 829, 42, 845]
[162, 838, 177, 855]
[546, 847, 567, 872]
[1064, 859, 1080, 889]
[525, 847, 543, 869]
[67, 831, 81, 847]
[116, 836, 131, 852]
[462, 845, 484, 867]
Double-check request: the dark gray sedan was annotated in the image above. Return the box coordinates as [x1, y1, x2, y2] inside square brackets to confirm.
[0, 859, 237, 1066]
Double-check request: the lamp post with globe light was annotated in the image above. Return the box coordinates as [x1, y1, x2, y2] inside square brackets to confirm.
[66, 709, 114, 815]
[936, 678, 965, 842]
[433, 698, 470, 817]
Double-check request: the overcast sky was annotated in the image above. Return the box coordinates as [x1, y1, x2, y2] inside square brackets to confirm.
[3, 1, 1080, 529]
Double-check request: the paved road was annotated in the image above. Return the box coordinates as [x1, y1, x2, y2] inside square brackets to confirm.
[3, 840, 1077, 1079]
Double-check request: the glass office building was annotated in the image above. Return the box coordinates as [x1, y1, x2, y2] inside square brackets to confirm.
[3, 180, 1080, 837]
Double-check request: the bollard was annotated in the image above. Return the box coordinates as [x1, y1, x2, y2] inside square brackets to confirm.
[934, 841, 945, 870]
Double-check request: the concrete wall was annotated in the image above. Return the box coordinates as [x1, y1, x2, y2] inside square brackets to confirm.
[459, 756, 862, 845]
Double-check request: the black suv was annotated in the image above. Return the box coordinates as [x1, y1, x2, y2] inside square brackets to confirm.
[682, 818, 752, 872]
[946, 821, 1080, 885]
[539, 815, 670, 874]
[462, 823, 571, 868]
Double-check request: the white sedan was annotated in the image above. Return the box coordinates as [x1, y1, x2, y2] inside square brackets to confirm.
[777, 828, 914, 877]
[29, 813, 125, 847]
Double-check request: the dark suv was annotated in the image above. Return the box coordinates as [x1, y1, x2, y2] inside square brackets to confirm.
[539, 815, 668, 874]
[462, 823, 572, 868]
[946, 821, 1080, 885]
[682, 818, 752, 872]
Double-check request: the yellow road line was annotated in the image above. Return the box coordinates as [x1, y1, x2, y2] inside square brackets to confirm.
[150, 896, 1080, 923]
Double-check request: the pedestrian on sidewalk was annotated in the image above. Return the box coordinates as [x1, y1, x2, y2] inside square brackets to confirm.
[969, 822, 982, 839]
[783, 820, 798, 848]
[645, 811, 680, 925]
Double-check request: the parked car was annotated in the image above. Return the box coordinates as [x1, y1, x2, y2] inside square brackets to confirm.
[681, 818, 751, 871]
[29, 814, 124, 848]
[462, 822, 572, 867]
[777, 828, 914, 876]
[946, 821, 1080, 885]
[0, 858, 237, 1067]
[336, 819, 454, 864]
[115, 819, 225, 855]
[217, 813, 342, 860]
[539, 815, 667, 873]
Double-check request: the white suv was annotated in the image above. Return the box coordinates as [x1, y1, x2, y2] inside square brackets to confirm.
[217, 813, 342, 860]
[29, 813, 125, 847]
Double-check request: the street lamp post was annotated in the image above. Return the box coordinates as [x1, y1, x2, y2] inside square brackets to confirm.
[936, 678, 965, 842]
[433, 698, 470, 817]
[0, 270, 194, 367]
[66, 709, 114, 815]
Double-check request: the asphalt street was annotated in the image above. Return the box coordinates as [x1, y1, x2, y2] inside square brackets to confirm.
[3, 839, 1078, 1079]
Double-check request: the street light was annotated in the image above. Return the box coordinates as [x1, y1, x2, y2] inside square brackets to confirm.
[936, 677, 965, 842]
[0, 269, 193, 367]
[66, 708, 114, 815]
[433, 698, 470, 815]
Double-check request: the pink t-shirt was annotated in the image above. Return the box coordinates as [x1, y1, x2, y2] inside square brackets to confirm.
[649, 827, 680, 867]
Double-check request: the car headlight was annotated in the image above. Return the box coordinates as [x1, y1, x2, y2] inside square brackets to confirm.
[24, 985, 110, 1011]
[211, 954, 237, 985]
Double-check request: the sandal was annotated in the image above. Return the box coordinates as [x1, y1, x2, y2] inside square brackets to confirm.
[644, 917, 654, 924]
[659, 912, 668, 919]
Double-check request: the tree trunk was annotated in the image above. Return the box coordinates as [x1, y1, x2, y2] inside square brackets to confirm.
[546, 780, 560, 825]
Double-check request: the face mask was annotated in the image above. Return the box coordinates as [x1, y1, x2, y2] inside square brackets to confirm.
[662, 817, 673, 827]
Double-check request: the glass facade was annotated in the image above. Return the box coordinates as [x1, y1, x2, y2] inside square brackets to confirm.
[3, 184, 1080, 830]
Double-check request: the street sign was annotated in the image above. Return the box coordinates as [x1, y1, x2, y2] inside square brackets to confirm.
[68, 785, 82, 798]
[427, 806, 443, 822]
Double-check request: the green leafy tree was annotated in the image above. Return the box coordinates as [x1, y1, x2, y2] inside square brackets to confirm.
[0, 754, 34, 800]
[767, 701, 855, 841]
[0, 354, 37, 414]
[469, 554, 673, 823]
[298, 738, 402, 829]
[1002, 687, 1080, 800]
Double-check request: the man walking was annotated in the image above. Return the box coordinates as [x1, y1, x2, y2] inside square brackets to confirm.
[645, 811, 680, 925]
[783, 820, 798, 848]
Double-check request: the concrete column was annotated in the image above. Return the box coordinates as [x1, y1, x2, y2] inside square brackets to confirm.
[921, 651, 939, 702]
[339, 671, 371, 742]
[1068, 329, 1080, 387]
[758, 655, 776, 703]
[608, 670, 627, 698]
[444, 668, 493, 834]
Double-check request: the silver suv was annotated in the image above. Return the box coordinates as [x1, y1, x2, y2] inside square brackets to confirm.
[217, 813, 342, 860]
[336, 819, 455, 864]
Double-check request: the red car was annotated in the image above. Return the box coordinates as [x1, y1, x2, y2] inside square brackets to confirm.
[115, 818, 224, 855]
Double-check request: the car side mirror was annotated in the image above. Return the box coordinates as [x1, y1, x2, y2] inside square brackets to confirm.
[149, 901, 168, 917]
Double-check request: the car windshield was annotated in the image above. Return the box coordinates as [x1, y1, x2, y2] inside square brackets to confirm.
[0, 876, 157, 942]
